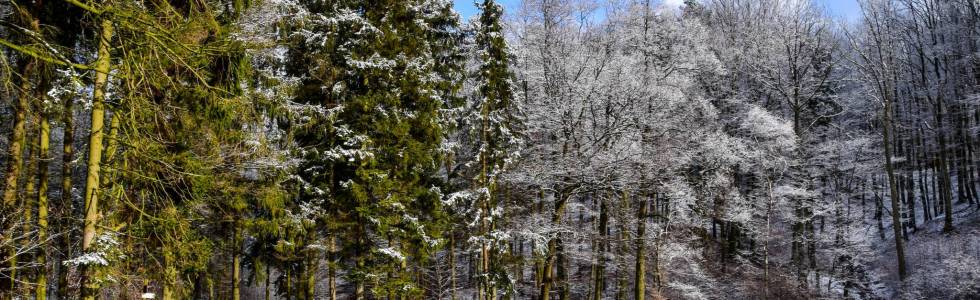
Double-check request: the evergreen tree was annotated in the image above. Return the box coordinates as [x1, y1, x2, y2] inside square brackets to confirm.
[286, 0, 461, 297]
[465, 0, 523, 298]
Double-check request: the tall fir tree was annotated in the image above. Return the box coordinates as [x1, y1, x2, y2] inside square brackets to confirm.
[286, 0, 462, 297]
[467, 0, 523, 298]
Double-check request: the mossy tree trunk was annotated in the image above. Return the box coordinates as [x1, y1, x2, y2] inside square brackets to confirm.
[80, 18, 113, 300]
[36, 71, 52, 300]
[1, 58, 35, 297]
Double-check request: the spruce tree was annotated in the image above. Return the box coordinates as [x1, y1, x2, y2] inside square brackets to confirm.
[468, 0, 523, 298]
[286, 0, 461, 297]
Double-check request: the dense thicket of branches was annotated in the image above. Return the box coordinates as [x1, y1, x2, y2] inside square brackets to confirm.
[0, 0, 977, 299]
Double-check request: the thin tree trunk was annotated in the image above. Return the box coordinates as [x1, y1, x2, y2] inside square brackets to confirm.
[305, 253, 316, 300]
[1, 58, 35, 296]
[898, 173, 908, 239]
[329, 235, 337, 300]
[58, 84, 75, 299]
[616, 191, 629, 300]
[917, 130, 931, 221]
[19, 111, 38, 295]
[449, 234, 457, 300]
[233, 225, 241, 300]
[354, 227, 365, 300]
[286, 267, 292, 300]
[162, 249, 175, 300]
[265, 263, 271, 300]
[556, 237, 568, 300]
[634, 193, 647, 300]
[882, 90, 908, 280]
[36, 96, 52, 300]
[592, 193, 608, 300]
[965, 123, 979, 204]
[933, 156, 941, 217]
[764, 178, 775, 299]
[874, 176, 884, 239]
[905, 167, 916, 231]
[936, 99, 955, 232]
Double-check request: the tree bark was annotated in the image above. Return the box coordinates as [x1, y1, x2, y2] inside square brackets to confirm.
[616, 191, 629, 300]
[1, 58, 35, 296]
[936, 97, 955, 233]
[329, 235, 337, 300]
[449, 233, 457, 300]
[36, 93, 52, 300]
[19, 119, 38, 292]
[634, 193, 647, 300]
[233, 226, 241, 300]
[591, 193, 607, 300]
[539, 191, 569, 300]
[58, 81, 75, 299]
[80, 18, 113, 300]
[882, 89, 908, 280]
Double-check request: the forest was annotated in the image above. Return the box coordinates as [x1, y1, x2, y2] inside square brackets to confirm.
[0, 0, 978, 299]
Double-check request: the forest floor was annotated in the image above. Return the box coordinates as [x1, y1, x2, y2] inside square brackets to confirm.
[870, 201, 980, 299]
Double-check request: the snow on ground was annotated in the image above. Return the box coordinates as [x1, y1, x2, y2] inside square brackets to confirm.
[869, 201, 980, 299]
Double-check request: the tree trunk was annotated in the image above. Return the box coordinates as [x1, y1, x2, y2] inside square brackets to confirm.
[556, 237, 568, 300]
[354, 229, 365, 300]
[616, 191, 629, 300]
[933, 157, 942, 217]
[764, 178, 775, 299]
[233, 228, 241, 300]
[286, 267, 292, 300]
[1, 58, 35, 296]
[634, 193, 647, 300]
[917, 130, 931, 221]
[80, 18, 113, 300]
[305, 254, 316, 300]
[18, 116, 39, 293]
[874, 176, 884, 239]
[592, 193, 608, 300]
[905, 168, 916, 231]
[882, 90, 908, 280]
[936, 97, 955, 232]
[36, 98, 52, 300]
[265, 263, 271, 300]
[58, 78, 75, 300]
[449, 233, 457, 300]
[539, 192, 569, 300]
[329, 236, 337, 300]
[162, 248, 175, 300]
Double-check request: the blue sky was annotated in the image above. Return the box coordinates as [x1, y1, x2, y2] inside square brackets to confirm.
[452, 0, 862, 22]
